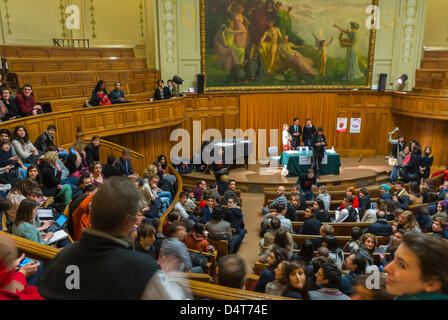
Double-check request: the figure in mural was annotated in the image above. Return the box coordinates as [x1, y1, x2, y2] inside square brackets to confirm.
[312, 34, 334, 77]
[259, 15, 283, 74]
[334, 22, 366, 81]
[248, 0, 268, 46]
[213, 24, 240, 72]
[227, 3, 249, 49]
[274, 3, 293, 37]
[265, 0, 275, 14]
[278, 35, 318, 75]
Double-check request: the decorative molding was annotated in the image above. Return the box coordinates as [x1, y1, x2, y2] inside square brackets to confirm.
[3, 0, 11, 35]
[402, 0, 417, 63]
[182, 4, 195, 28]
[163, 0, 175, 64]
[139, 0, 145, 38]
[89, 0, 97, 39]
[58, 0, 68, 38]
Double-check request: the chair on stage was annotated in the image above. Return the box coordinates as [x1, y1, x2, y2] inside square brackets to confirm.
[268, 146, 281, 168]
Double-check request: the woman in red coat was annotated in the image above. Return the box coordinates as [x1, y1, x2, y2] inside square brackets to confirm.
[0, 234, 44, 300]
[338, 187, 359, 210]
[184, 222, 210, 253]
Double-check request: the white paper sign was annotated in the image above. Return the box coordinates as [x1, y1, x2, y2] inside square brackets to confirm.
[350, 118, 362, 133]
[299, 156, 311, 165]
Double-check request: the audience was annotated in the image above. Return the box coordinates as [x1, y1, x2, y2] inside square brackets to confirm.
[300, 207, 321, 235]
[253, 247, 289, 293]
[222, 179, 240, 206]
[262, 186, 287, 215]
[357, 188, 372, 212]
[408, 181, 423, 205]
[153, 79, 165, 101]
[102, 155, 121, 178]
[193, 180, 207, 202]
[0, 88, 20, 121]
[309, 263, 350, 300]
[38, 151, 72, 209]
[87, 80, 111, 107]
[34, 125, 68, 159]
[134, 222, 157, 258]
[12, 199, 53, 245]
[351, 273, 394, 300]
[298, 169, 317, 201]
[84, 135, 100, 165]
[91, 161, 105, 187]
[15, 84, 42, 117]
[342, 226, 363, 253]
[379, 184, 393, 201]
[393, 180, 410, 210]
[109, 81, 126, 104]
[115, 148, 138, 179]
[338, 187, 359, 210]
[334, 196, 359, 223]
[313, 198, 331, 222]
[316, 185, 331, 211]
[399, 210, 421, 232]
[66, 140, 89, 177]
[224, 197, 246, 239]
[184, 222, 210, 253]
[207, 206, 241, 254]
[364, 210, 393, 236]
[11, 125, 40, 164]
[261, 204, 293, 235]
[340, 253, 367, 296]
[38, 177, 187, 299]
[281, 261, 310, 299]
[217, 254, 246, 289]
[0, 234, 44, 300]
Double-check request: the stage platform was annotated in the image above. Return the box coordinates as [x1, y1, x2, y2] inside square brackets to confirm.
[181, 156, 393, 193]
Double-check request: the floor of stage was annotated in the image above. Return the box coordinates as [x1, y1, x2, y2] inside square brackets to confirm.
[184, 156, 392, 185]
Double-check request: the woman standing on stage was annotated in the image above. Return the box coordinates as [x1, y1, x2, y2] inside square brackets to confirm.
[282, 124, 292, 151]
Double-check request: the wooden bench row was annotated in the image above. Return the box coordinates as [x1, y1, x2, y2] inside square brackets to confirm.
[1, 45, 135, 59]
[265, 198, 379, 210]
[8, 57, 148, 73]
[291, 221, 393, 236]
[31, 80, 155, 102]
[291, 234, 390, 249]
[182, 183, 242, 198]
[47, 91, 153, 112]
[15, 69, 158, 88]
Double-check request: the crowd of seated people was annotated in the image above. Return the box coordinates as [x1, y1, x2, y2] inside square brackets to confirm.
[389, 135, 433, 185]
[153, 79, 177, 101]
[85, 80, 131, 107]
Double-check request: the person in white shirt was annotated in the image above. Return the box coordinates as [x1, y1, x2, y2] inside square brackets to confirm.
[282, 123, 292, 151]
[173, 191, 189, 220]
[334, 197, 359, 223]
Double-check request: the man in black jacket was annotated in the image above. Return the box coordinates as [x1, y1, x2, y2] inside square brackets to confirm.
[311, 127, 327, 178]
[37, 177, 189, 299]
[393, 180, 410, 210]
[364, 211, 393, 236]
[357, 188, 372, 212]
[224, 197, 247, 244]
[84, 135, 100, 166]
[34, 125, 68, 160]
[289, 117, 302, 150]
[302, 118, 317, 148]
[300, 207, 322, 235]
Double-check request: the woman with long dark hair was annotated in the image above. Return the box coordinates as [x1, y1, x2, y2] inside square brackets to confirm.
[0, 88, 19, 121]
[87, 80, 111, 107]
[253, 247, 289, 293]
[11, 125, 40, 164]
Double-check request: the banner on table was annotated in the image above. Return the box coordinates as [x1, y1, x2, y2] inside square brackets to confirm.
[350, 118, 362, 133]
[337, 118, 347, 133]
[299, 154, 328, 165]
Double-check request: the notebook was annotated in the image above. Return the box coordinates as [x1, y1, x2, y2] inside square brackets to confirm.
[47, 230, 69, 245]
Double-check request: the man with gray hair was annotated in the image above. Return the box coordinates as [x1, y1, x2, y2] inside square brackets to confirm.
[364, 211, 393, 236]
[37, 177, 188, 299]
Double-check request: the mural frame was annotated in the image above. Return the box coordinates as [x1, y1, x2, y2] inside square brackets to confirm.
[200, 0, 378, 91]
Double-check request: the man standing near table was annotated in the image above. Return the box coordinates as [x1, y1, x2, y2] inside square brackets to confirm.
[289, 118, 302, 150]
[302, 118, 317, 148]
[312, 127, 327, 178]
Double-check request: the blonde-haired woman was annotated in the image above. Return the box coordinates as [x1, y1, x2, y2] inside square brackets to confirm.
[398, 210, 421, 232]
[143, 164, 158, 182]
[38, 151, 72, 208]
[66, 140, 89, 177]
[282, 123, 292, 151]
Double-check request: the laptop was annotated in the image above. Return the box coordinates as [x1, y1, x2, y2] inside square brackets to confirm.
[48, 215, 68, 233]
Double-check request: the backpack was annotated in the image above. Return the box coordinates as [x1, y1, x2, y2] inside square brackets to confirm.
[345, 207, 358, 222]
